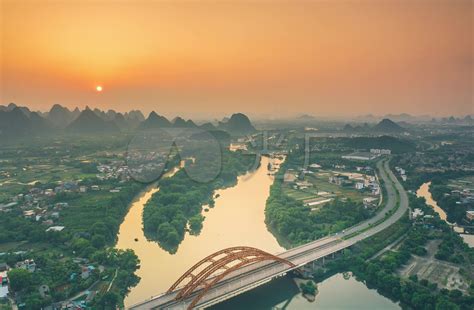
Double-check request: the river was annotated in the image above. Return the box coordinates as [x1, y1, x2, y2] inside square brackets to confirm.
[116, 156, 284, 307]
[117, 156, 402, 309]
[417, 182, 474, 248]
[416, 182, 449, 222]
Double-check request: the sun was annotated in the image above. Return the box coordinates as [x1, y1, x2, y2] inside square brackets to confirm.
[96, 85, 103, 92]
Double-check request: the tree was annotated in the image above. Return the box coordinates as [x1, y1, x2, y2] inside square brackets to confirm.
[189, 214, 204, 234]
[98, 291, 119, 309]
[8, 268, 32, 291]
[435, 297, 460, 310]
[300, 281, 316, 295]
[91, 235, 106, 248]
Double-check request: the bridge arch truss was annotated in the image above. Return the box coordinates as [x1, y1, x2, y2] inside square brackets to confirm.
[167, 246, 295, 309]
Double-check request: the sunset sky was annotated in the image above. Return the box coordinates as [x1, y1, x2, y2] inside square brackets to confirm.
[1, 0, 472, 118]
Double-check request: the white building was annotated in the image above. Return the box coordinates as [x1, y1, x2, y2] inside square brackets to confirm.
[46, 226, 65, 232]
[370, 149, 392, 155]
[342, 152, 378, 161]
[412, 208, 424, 219]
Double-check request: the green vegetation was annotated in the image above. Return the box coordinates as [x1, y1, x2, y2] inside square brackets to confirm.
[299, 280, 317, 295]
[266, 180, 370, 246]
[312, 195, 474, 310]
[0, 136, 142, 309]
[339, 136, 416, 154]
[143, 150, 255, 252]
[265, 133, 473, 309]
[390, 133, 474, 226]
[4, 249, 139, 310]
[430, 181, 470, 225]
[283, 171, 368, 203]
[435, 233, 471, 264]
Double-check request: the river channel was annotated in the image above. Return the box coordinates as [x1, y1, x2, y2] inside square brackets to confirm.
[116, 156, 284, 307]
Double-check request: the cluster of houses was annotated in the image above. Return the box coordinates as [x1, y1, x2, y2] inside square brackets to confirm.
[411, 208, 436, 224]
[96, 161, 131, 181]
[1, 161, 128, 232]
[282, 163, 381, 210]
[127, 150, 168, 177]
[0, 184, 74, 231]
[328, 172, 380, 196]
[283, 165, 323, 188]
[447, 187, 474, 222]
[0, 256, 105, 309]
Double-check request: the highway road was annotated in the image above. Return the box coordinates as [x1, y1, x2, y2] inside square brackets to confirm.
[130, 159, 409, 309]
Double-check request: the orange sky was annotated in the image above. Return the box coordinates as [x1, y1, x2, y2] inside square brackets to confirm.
[1, 0, 472, 118]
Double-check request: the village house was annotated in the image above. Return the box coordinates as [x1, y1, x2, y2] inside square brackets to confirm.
[363, 197, 378, 208]
[16, 259, 36, 272]
[46, 226, 65, 232]
[466, 210, 474, 221]
[412, 208, 424, 219]
[294, 181, 313, 190]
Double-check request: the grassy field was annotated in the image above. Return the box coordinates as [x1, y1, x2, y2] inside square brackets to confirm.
[283, 188, 316, 200]
[307, 173, 366, 202]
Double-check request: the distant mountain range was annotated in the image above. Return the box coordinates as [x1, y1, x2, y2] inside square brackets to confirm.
[343, 118, 406, 133]
[355, 113, 473, 125]
[0, 103, 257, 139]
[139, 111, 255, 135]
[47, 104, 80, 128]
[67, 107, 118, 133]
[0, 104, 51, 140]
